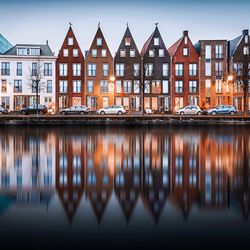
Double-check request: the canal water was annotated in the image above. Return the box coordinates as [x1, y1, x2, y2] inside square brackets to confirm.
[0, 126, 250, 249]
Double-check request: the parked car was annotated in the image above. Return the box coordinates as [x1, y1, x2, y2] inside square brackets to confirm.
[175, 105, 203, 115]
[206, 105, 238, 115]
[97, 105, 126, 115]
[20, 104, 47, 115]
[60, 105, 90, 115]
[0, 105, 8, 115]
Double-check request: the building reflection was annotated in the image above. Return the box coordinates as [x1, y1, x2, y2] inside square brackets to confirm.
[0, 127, 250, 223]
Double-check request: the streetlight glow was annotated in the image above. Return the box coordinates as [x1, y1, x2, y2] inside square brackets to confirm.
[109, 75, 116, 82]
[228, 75, 234, 81]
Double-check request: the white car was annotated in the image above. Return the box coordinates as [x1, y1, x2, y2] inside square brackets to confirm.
[97, 105, 126, 115]
[175, 105, 203, 115]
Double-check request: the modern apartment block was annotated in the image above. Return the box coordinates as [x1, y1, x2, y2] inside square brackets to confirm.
[169, 31, 199, 110]
[141, 26, 171, 112]
[114, 26, 141, 111]
[229, 29, 250, 111]
[0, 42, 56, 111]
[56, 26, 85, 110]
[195, 39, 229, 109]
[85, 26, 114, 110]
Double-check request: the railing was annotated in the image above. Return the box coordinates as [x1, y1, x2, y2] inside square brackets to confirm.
[1, 69, 10, 75]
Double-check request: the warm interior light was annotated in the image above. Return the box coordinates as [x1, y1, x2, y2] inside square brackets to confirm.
[228, 75, 234, 81]
[109, 75, 116, 82]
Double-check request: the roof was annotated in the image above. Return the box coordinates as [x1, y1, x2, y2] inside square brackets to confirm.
[0, 33, 13, 54]
[3, 43, 54, 56]
[228, 35, 242, 57]
[194, 42, 201, 54]
[141, 32, 154, 56]
[168, 37, 182, 57]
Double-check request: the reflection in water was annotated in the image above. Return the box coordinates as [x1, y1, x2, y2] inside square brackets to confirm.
[0, 127, 250, 248]
[0, 127, 249, 223]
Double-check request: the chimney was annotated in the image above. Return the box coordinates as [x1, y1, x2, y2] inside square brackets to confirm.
[46, 40, 49, 46]
[183, 30, 188, 36]
[242, 29, 249, 35]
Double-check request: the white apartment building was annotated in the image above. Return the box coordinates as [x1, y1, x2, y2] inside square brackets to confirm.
[0, 42, 56, 111]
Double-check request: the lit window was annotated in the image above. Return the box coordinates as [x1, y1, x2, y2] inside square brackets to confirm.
[73, 49, 78, 57]
[97, 38, 102, 46]
[115, 64, 124, 76]
[125, 37, 131, 46]
[245, 35, 249, 44]
[159, 49, 164, 57]
[243, 46, 249, 55]
[183, 48, 189, 56]
[68, 37, 73, 45]
[63, 49, 68, 57]
[162, 80, 168, 93]
[154, 37, 159, 46]
[149, 49, 155, 57]
[184, 36, 188, 44]
[163, 63, 168, 76]
[120, 49, 126, 57]
[92, 49, 97, 57]
[101, 49, 107, 57]
[130, 49, 135, 57]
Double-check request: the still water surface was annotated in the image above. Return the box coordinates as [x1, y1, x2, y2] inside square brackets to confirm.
[0, 126, 250, 249]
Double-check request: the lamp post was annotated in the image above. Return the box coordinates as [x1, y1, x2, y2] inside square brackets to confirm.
[227, 74, 234, 107]
[109, 75, 116, 106]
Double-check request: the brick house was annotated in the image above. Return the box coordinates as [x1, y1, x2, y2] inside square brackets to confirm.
[195, 39, 229, 109]
[114, 26, 141, 111]
[56, 26, 85, 111]
[141, 25, 171, 113]
[168, 31, 200, 110]
[85, 26, 114, 110]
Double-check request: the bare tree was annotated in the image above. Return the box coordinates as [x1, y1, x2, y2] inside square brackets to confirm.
[27, 59, 46, 115]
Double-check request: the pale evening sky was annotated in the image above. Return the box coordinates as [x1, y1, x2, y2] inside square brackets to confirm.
[0, 0, 250, 55]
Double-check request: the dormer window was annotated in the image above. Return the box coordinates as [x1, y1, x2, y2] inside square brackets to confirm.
[120, 49, 126, 57]
[184, 36, 188, 45]
[97, 38, 102, 46]
[244, 46, 249, 55]
[125, 37, 131, 46]
[245, 35, 249, 44]
[149, 49, 155, 57]
[68, 37, 73, 46]
[154, 38, 159, 46]
[183, 48, 189, 56]
[17, 47, 40, 56]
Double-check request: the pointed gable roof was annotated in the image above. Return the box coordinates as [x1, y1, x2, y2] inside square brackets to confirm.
[86, 26, 112, 59]
[141, 26, 168, 57]
[58, 26, 84, 58]
[168, 37, 183, 57]
[229, 35, 242, 57]
[114, 26, 140, 60]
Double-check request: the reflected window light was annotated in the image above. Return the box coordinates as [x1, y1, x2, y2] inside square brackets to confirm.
[44, 173, 52, 187]
[116, 157, 121, 169]
[189, 174, 197, 186]
[133, 175, 140, 187]
[17, 174, 22, 188]
[59, 173, 67, 186]
[144, 156, 150, 169]
[127, 157, 132, 169]
[88, 173, 96, 186]
[59, 155, 68, 170]
[134, 155, 140, 169]
[73, 174, 81, 186]
[87, 158, 94, 169]
[116, 173, 124, 187]
[103, 174, 109, 186]
[73, 155, 81, 169]
[47, 155, 52, 169]
[205, 174, 211, 203]
[189, 156, 196, 169]
[145, 173, 153, 187]
[163, 174, 169, 186]
[162, 154, 169, 170]
[175, 156, 183, 169]
[175, 174, 183, 186]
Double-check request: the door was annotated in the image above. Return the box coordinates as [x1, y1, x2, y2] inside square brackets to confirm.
[103, 97, 108, 108]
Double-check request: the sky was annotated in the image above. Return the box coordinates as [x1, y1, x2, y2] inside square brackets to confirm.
[0, 0, 250, 55]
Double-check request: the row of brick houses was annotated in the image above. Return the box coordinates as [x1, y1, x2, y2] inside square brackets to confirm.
[0, 25, 250, 113]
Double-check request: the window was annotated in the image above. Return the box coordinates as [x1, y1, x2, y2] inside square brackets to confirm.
[145, 64, 153, 76]
[189, 64, 197, 76]
[205, 62, 211, 76]
[116, 64, 124, 76]
[159, 49, 164, 57]
[92, 49, 97, 57]
[233, 63, 243, 76]
[184, 36, 188, 44]
[149, 49, 155, 57]
[101, 49, 107, 57]
[1, 62, 10, 75]
[116, 80, 122, 93]
[1, 80, 7, 93]
[73, 80, 81, 93]
[97, 38, 102, 46]
[216, 80, 222, 93]
[175, 80, 183, 93]
[88, 64, 96, 76]
[68, 37, 73, 45]
[32, 63, 37, 76]
[175, 64, 183, 76]
[87, 80, 93, 93]
[1, 96, 10, 109]
[100, 80, 108, 92]
[44, 63, 52, 76]
[14, 80, 22, 93]
[154, 37, 159, 46]
[17, 47, 40, 56]
[134, 80, 140, 93]
[163, 63, 169, 76]
[59, 64, 68, 76]
[152, 80, 161, 93]
[243, 46, 249, 55]
[189, 81, 197, 93]
[205, 45, 211, 59]
[245, 35, 249, 44]
[73, 64, 81, 76]
[123, 80, 132, 93]
[183, 48, 189, 56]
[130, 49, 135, 57]
[59, 80, 67, 93]
[134, 64, 140, 76]
[47, 80, 52, 93]
[125, 37, 131, 46]
[144, 81, 150, 93]
[120, 49, 126, 57]
[73, 49, 78, 57]
[215, 45, 223, 58]
[116, 97, 121, 105]
[162, 80, 168, 93]
[205, 79, 211, 92]
[63, 49, 69, 57]
[215, 62, 222, 77]
[103, 64, 109, 76]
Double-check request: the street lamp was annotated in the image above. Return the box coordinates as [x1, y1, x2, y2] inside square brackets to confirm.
[109, 75, 116, 105]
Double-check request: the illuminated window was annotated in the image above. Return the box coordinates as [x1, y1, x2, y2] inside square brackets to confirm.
[125, 37, 131, 46]
[68, 37, 73, 45]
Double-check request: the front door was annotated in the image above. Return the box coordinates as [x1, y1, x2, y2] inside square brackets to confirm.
[103, 97, 108, 108]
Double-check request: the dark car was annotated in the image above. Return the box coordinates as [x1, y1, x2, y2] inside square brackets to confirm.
[20, 104, 48, 115]
[0, 105, 8, 115]
[60, 105, 90, 115]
